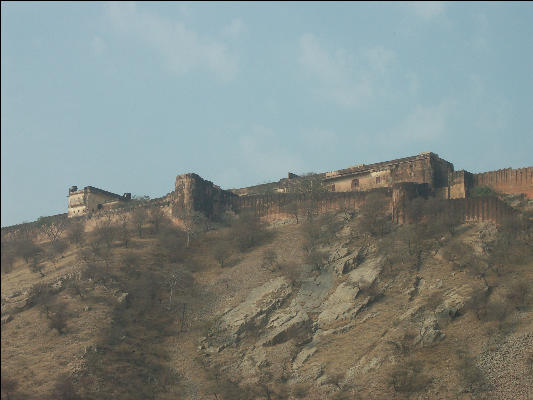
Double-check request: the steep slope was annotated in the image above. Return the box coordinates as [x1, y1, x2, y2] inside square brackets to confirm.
[2, 208, 532, 400]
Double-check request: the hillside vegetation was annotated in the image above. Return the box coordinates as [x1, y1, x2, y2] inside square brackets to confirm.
[2, 196, 533, 400]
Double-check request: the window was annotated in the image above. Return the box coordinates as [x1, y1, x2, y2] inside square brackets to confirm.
[376, 177, 381, 184]
[331, 184, 336, 192]
[351, 179, 359, 189]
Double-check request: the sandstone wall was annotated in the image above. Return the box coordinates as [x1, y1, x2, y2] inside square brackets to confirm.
[231, 190, 391, 221]
[174, 173, 238, 218]
[323, 152, 453, 193]
[448, 170, 475, 199]
[473, 167, 533, 198]
[398, 196, 515, 225]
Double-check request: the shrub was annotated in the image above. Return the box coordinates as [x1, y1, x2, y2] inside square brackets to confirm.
[527, 352, 533, 375]
[213, 241, 232, 268]
[67, 221, 85, 245]
[291, 383, 309, 398]
[456, 350, 488, 393]
[305, 248, 327, 272]
[81, 262, 112, 285]
[154, 227, 187, 263]
[93, 218, 117, 249]
[132, 207, 148, 238]
[506, 281, 531, 310]
[1, 370, 19, 399]
[359, 192, 391, 237]
[279, 262, 302, 286]
[120, 252, 140, 274]
[471, 186, 499, 198]
[261, 249, 279, 271]
[389, 359, 431, 393]
[232, 211, 268, 252]
[48, 305, 69, 334]
[50, 374, 80, 400]
[467, 288, 489, 320]
[149, 207, 168, 234]
[15, 238, 42, 264]
[29, 257, 45, 277]
[1, 250, 15, 274]
[441, 240, 474, 271]
[26, 282, 55, 310]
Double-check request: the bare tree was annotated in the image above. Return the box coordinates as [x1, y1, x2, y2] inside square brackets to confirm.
[117, 213, 131, 247]
[47, 303, 69, 334]
[40, 219, 66, 245]
[261, 249, 279, 271]
[165, 265, 194, 311]
[150, 207, 167, 234]
[232, 211, 268, 252]
[213, 241, 232, 268]
[1, 249, 15, 274]
[165, 265, 195, 332]
[50, 374, 80, 400]
[1, 369, 19, 400]
[283, 198, 300, 224]
[94, 216, 116, 249]
[66, 220, 85, 246]
[180, 210, 206, 248]
[359, 192, 391, 237]
[132, 207, 147, 238]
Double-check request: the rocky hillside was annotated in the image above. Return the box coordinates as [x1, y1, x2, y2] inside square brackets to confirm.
[2, 199, 533, 399]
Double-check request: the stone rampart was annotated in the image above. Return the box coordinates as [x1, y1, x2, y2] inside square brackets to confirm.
[399, 196, 515, 225]
[232, 189, 390, 220]
[473, 167, 533, 198]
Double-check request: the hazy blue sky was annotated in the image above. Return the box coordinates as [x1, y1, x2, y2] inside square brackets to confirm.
[2, 2, 532, 226]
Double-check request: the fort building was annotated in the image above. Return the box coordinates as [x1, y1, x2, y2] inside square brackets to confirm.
[68, 186, 131, 217]
[321, 152, 453, 195]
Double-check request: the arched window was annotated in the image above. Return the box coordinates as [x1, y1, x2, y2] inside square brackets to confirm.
[376, 176, 381, 184]
[331, 184, 336, 192]
[351, 179, 359, 189]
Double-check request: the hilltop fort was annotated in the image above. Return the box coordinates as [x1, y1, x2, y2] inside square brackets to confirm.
[65, 151, 532, 225]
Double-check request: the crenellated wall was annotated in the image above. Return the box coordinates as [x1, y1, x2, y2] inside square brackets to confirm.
[473, 167, 533, 198]
[231, 190, 390, 221]
[398, 196, 516, 225]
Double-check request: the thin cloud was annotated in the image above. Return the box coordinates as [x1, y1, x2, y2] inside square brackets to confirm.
[409, 2, 445, 20]
[91, 35, 107, 56]
[238, 125, 306, 180]
[391, 100, 455, 141]
[223, 18, 245, 38]
[104, 2, 238, 81]
[298, 34, 396, 109]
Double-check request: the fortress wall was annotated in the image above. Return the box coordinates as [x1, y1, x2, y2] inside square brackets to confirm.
[455, 196, 515, 223]
[1, 213, 69, 242]
[174, 173, 238, 218]
[400, 196, 515, 225]
[231, 190, 391, 221]
[473, 167, 533, 198]
[448, 170, 475, 199]
[81, 201, 175, 232]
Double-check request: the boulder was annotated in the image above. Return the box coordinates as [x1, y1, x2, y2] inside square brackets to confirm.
[219, 277, 292, 342]
[116, 292, 129, 304]
[259, 306, 311, 347]
[293, 346, 317, 370]
[436, 292, 466, 321]
[416, 315, 445, 346]
[1, 314, 13, 326]
[317, 283, 365, 326]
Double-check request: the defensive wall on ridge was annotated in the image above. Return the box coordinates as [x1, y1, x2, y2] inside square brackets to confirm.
[473, 167, 533, 198]
[5, 151, 530, 231]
